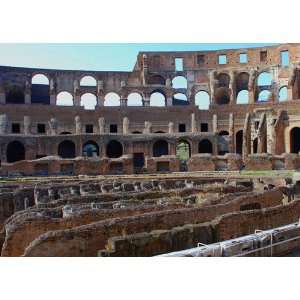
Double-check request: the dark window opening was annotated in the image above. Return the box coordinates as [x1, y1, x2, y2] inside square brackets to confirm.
[12, 123, 21, 134]
[197, 55, 205, 65]
[83, 141, 99, 157]
[201, 123, 208, 132]
[37, 123, 46, 134]
[106, 140, 123, 158]
[133, 153, 145, 171]
[58, 140, 76, 158]
[178, 123, 186, 132]
[6, 141, 25, 163]
[85, 124, 94, 133]
[255, 121, 259, 130]
[153, 140, 169, 157]
[260, 51, 267, 62]
[110, 124, 118, 133]
[198, 139, 213, 154]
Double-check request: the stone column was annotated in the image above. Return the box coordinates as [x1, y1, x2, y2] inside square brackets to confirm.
[0, 114, 8, 134]
[75, 116, 82, 134]
[212, 114, 218, 133]
[168, 122, 174, 134]
[229, 71, 235, 104]
[97, 81, 104, 106]
[248, 70, 256, 104]
[24, 116, 31, 135]
[48, 118, 58, 135]
[120, 97, 127, 107]
[50, 78, 56, 105]
[98, 117, 105, 134]
[166, 96, 173, 106]
[25, 80, 31, 104]
[73, 80, 80, 106]
[228, 113, 234, 153]
[143, 121, 152, 134]
[123, 117, 129, 134]
[271, 67, 279, 103]
[143, 94, 150, 107]
[191, 113, 196, 133]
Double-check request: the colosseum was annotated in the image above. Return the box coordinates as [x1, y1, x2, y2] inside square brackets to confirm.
[1, 43, 300, 257]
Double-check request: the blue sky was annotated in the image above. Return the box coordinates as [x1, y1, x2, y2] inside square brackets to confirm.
[0, 43, 276, 71]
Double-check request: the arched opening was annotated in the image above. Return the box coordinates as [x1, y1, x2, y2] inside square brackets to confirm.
[80, 76, 97, 87]
[236, 72, 249, 98]
[176, 140, 191, 171]
[58, 140, 76, 158]
[172, 76, 187, 89]
[104, 92, 120, 106]
[82, 141, 99, 157]
[31, 74, 50, 104]
[215, 87, 230, 105]
[80, 93, 97, 110]
[253, 138, 258, 154]
[127, 92, 143, 106]
[257, 72, 272, 86]
[290, 127, 300, 153]
[236, 90, 249, 104]
[217, 73, 230, 88]
[60, 132, 72, 135]
[172, 93, 188, 106]
[6, 87, 25, 104]
[106, 140, 123, 158]
[6, 141, 25, 163]
[154, 131, 166, 134]
[218, 131, 229, 155]
[150, 91, 166, 107]
[256, 72, 272, 102]
[258, 90, 272, 102]
[219, 130, 229, 136]
[132, 131, 142, 134]
[195, 91, 210, 110]
[153, 140, 169, 157]
[279, 86, 288, 102]
[56, 91, 74, 106]
[198, 139, 213, 154]
[236, 130, 243, 155]
[148, 75, 165, 85]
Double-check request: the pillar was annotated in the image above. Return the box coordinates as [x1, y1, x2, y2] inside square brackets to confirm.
[191, 113, 196, 133]
[123, 117, 129, 134]
[228, 113, 234, 153]
[98, 117, 105, 134]
[212, 114, 218, 133]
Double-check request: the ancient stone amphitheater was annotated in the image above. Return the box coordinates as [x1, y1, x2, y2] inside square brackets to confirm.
[1, 43, 300, 256]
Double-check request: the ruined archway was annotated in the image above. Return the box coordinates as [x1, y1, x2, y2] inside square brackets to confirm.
[127, 92, 143, 106]
[279, 86, 288, 102]
[198, 139, 213, 154]
[106, 140, 123, 158]
[290, 127, 300, 153]
[6, 141, 25, 163]
[56, 91, 74, 106]
[236, 90, 249, 104]
[236, 130, 243, 155]
[82, 141, 99, 157]
[31, 74, 50, 104]
[58, 140, 76, 158]
[195, 91, 210, 110]
[80, 93, 97, 110]
[172, 76, 187, 89]
[104, 92, 120, 106]
[6, 86, 25, 104]
[153, 140, 169, 157]
[150, 91, 166, 107]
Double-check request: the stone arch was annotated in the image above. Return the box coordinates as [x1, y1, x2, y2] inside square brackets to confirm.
[31, 74, 50, 104]
[6, 141, 25, 163]
[148, 75, 166, 85]
[104, 92, 120, 106]
[236, 72, 249, 93]
[215, 87, 230, 105]
[56, 91, 74, 106]
[127, 92, 143, 106]
[80, 75, 97, 87]
[6, 86, 25, 104]
[172, 76, 187, 89]
[279, 86, 288, 102]
[176, 140, 191, 160]
[106, 140, 123, 158]
[219, 130, 229, 136]
[172, 93, 188, 106]
[82, 140, 99, 157]
[198, 139, 213, 154]
[58, 140, 76, 158]
[236, 90, 249, 104]
[217, 73, 230, 88]
[150, 90, 166, 107]
[290, 127, 300, 153]
[257, 72, 272, 86]
[258, 90, 272, 102]
[236, 130, 243, 154]
[195, 91, 210, 110]
[80, 93, 97, 110]
[153, 140, 169, 157]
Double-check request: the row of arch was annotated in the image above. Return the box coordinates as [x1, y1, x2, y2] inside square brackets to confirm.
[5, 139, 214, 163]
